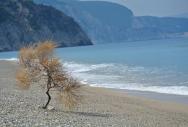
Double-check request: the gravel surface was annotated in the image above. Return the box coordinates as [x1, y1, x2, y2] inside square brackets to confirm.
[0, 61, 188, 127]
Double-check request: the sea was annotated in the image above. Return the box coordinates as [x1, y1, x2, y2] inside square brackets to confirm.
[1, 38, 188, 96]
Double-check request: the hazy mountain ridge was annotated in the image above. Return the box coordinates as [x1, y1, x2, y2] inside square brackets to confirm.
[35, 0, 188, 43]
[129, 16, 188, 41]
[171, 13, 188, 18]
[0, 0, 92, 52]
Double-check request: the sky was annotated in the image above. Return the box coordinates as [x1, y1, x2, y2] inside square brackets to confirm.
[79, 0, 188, 17]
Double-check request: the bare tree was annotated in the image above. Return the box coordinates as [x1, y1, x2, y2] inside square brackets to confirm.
[16, 41, 82, 109]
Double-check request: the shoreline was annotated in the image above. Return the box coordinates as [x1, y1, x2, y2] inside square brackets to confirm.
[1, 59, 188, 98]
[1, 59, 188, 105]
[89, 85, 188, 105]
[87, 85, 188, 105]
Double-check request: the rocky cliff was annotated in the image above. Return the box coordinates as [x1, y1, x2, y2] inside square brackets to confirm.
[0, 0, 92, 52]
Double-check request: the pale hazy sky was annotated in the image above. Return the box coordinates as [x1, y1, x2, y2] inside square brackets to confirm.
[79, 0, 188, 17]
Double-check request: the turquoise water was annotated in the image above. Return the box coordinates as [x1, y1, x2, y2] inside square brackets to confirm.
[1, 38, 188, 95]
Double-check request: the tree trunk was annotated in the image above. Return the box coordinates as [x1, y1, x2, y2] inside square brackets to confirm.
[43, 89, 51, 109]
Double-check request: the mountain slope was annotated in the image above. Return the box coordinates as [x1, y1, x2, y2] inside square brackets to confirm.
[35, 0, 188, 43]
[0, 0, 92, 52]
[34, 0, 133, 43]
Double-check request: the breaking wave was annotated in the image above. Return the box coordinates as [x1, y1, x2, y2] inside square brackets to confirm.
[63, 61, 188, 96]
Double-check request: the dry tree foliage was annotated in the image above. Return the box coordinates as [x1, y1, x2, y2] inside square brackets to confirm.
[16, 41, 82, 109]
[58, 78, 82, 109]
[16, 68, 31, 90]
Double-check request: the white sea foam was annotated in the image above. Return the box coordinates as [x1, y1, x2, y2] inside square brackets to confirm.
[63, 61, 188, 96]
[63, 62, 114, 73]
[89, 83, 188, 95]
[0, 58, 18, 61]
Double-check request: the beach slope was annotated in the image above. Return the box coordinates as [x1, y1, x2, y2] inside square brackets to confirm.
[0, 61, 188, 127]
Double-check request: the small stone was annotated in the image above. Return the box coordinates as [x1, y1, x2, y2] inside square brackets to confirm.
[20, 101, 24, 104]
[47, 105, 55, 111]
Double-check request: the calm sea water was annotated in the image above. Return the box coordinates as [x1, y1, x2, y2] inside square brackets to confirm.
[1, 38, 188, 95]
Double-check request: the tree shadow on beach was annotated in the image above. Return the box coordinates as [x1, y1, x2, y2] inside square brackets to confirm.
[64, 111, 112, 118]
